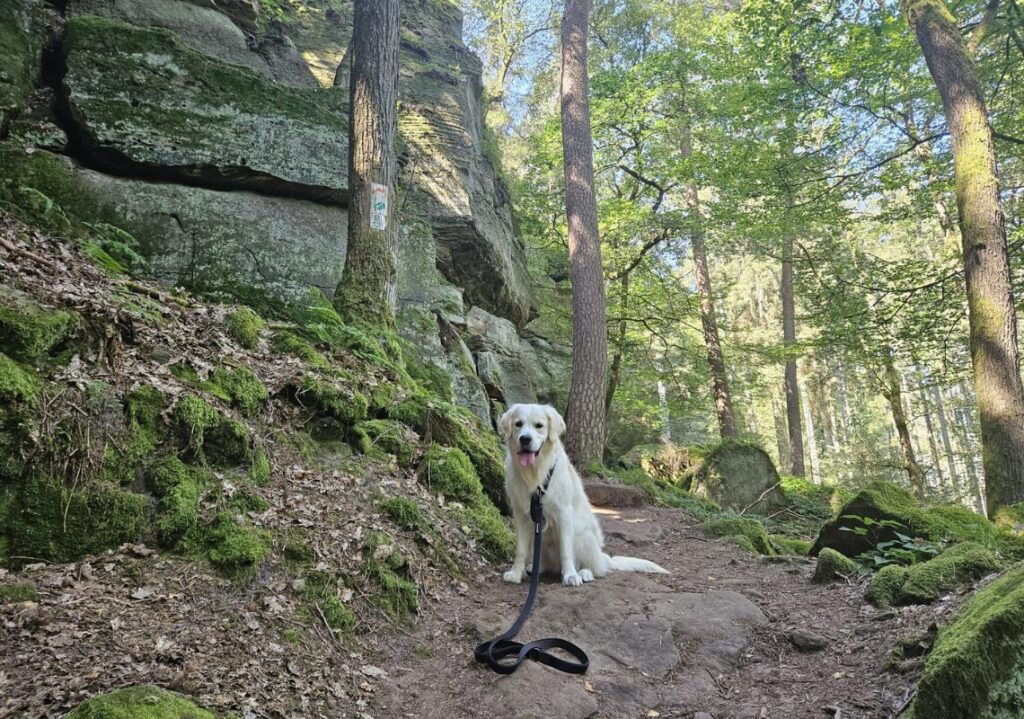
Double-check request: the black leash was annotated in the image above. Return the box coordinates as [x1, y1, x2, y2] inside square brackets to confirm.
[474, 460, 589, 675]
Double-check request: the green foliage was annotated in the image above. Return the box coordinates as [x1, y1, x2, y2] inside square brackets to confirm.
[0, 582, 37, 604]
[211, 365, 268, 417]
[195, 512, 271, 574]
[865, 564, 910, 609]
[866, 542, 1001, 607]
[703, 517, 774, 555]
[358, 420, 416, 467]
[0, 352, 40, 405]
[301, 569, 355, 633]
[813, 548, 858, 583]
[226, 307, 265, 349]
[298, 376, 369, 423]
[418, 445, 480, 504]
[66, 686, 218, 719]
[173, 395, 221, 456]
[272, 330, 331, 370]
[840, 514, 943, 571]
[771, 534, 812, 556]
[361, 533, 419, 621]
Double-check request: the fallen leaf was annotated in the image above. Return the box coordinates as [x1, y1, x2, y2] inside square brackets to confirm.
[360, 665, 388, 679]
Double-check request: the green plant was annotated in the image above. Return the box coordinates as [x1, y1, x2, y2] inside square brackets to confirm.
[841, 515, 942, 572]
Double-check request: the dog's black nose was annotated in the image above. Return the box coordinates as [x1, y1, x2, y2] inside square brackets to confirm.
[519, 435, 531, 447]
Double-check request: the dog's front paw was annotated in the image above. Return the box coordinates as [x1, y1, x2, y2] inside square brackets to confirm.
[503, 569, 524, 584]
[562, 572, 583, 587]
[579, 569, 594, 583]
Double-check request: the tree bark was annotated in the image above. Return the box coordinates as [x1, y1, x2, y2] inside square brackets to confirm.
[334, 0, 400, 327]
[905, 0, 1024, 516]
[560, 0, 608, 466]
[931, 381, 962, 495]
[781, 233, 805, 476]
[801, 379, 821, 484]
[881, 352, 926, 498]
[605, 274, 629, 413]
[918, 383, 947, 490]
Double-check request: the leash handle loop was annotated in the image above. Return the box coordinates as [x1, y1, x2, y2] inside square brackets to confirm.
[473, 490, 589, 676]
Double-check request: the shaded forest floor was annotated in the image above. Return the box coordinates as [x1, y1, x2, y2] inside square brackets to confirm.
[2, 502, 965, 719]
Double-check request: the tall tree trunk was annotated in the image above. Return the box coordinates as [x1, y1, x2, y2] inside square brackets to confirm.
[954, 382, 987, 512]
[657, 355, 671, 441]
[881, 352, 926, 497]
[931, 381, 962, 495]
[560, 0, 607, 466]
[334, 0, 400, 327]
[918, 381, 947, 491]
[682, 124, 737, 439]
[605, 274, 629, 413]
[905, 0, 1024, 516]
[781, 234, 805, 475]
[773, 398, 791, 471]
[801, 379, 821, 484]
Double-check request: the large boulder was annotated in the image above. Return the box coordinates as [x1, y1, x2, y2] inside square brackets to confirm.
[61, 15, 348, 201]
[907, 562, 1024, 718]
[689, 441, 785, 515]
[0, 145, 347, 303]
[810, 480, 1024, 559]
[294, 0, 533, 325]
[0, 0, 49, 129]
[69, 0, 318, 87]
[864, 542, 1001, 608]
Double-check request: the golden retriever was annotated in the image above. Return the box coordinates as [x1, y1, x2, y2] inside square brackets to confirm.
[498, 403, 668, 586]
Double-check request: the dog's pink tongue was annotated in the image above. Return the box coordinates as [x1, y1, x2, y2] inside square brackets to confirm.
[518, 452, 537, 467]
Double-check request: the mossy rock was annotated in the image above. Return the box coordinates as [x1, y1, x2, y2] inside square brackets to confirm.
[226, 307, 265, 349]
[4, 475, 149, 565]
[296, 375, 369, 424]
[418, 444, 483, 505]
[362, 533, 419, 621]
[150, 457, 206, 549]
[907, 562, 1024, 718]
[898, 542, 1000, 605]
[811, 481, 1024, 560]
[191, 512, 271, 574]
[690, 440, 785, 515]
[865, 564, 909, 609]
[358, 420, 417, 468]
[703, 517, 774, 555]
[813, 548, 858, 583]
[302, 569, 355, 633]
[0, 0, 49, 129]
[461, 501, 514, 562]
[211, 365, 268, 417]
[771, 534, 812, 556]
[994, 504, 1024, 534]
[0, 289, 77, 363]
[272, 330, 330, 370]
[66, 685, 217, 719]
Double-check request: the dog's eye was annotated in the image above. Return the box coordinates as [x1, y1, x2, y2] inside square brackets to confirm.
[514, 420, 523, 428]
[535, 423, 544, 429]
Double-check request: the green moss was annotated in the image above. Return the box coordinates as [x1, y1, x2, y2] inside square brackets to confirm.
[283, 528, 314, 563]
[359, 420, 417, 467]
[813, 481, 1024, 560]
[865, 564, 910, 609]
[157, 471, 201, 548]
[226, 307, 265, 349]
[604, 466, 721, 516]
[723, 534, 759, 554]
[0, 352, 40, 405]
[995, 504, 1024, 533]
[249, 446, 271, 484]
[211, 366, 268, 417]
[66, 685, 217, 719]
[703, 517, 774, 555]
[298, 376, 369, 423]
[898, 542, 1001, 605]
[418, 445, 482, 504]
[5, 475, 149, 565]
[908, 562, 1024, 719]
[813, 548, 859, 583]
[771, 535, 812, 556]
[405, 355, 453, 401]
[173, 395, 220, 456]
[362, 533, 418, 621]
[272, 330, 330, 370]
[379, 496, 422, 529]
[419, 401, 506, 510]
[0, 581, 37, 604]
[198, 512, 270, 573]
[389, 395, 429, 430]
[0, 293, 76, 363]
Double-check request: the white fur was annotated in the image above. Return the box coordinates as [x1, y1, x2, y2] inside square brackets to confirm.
[498, 404, 668, 586]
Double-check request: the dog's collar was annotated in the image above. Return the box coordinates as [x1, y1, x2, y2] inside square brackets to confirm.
[535, 457, 557, 498]
[529, 457, 557, 525]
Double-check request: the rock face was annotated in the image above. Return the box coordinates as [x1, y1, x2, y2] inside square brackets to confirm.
[690, 441, 785, 515]
[1, 0, 553, 428]
[61, 15, 348, 201]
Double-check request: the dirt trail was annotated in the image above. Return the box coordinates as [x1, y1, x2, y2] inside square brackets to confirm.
[373, 506, 951, 719]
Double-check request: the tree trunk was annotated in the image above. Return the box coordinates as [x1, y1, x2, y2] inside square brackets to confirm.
[881, 352, 926, 498]
[605, 274, 629, 413]
[801, 379, 821, 484]
[918, 381, 947, 491]
[657, 355, 671, 441]
[560, 0, 607, 466]
[334, 0, 400, 327]
[931, 381, 962, 496]
[681, 123, 737, 439]
[905, 0, 1024, 516]
[781, 234, 805, 475]
[773, 398, 791, 471]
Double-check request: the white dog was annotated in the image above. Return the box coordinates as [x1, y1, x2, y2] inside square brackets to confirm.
[498, 404, 668, 586]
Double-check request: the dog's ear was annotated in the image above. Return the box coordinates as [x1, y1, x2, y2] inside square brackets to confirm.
[545, 406, 566, 439]
[498, 405, 518, 440]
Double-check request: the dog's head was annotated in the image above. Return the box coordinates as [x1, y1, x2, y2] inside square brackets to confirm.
[498, 403, 566, 468]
